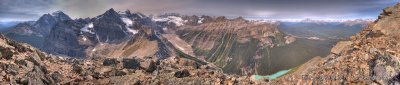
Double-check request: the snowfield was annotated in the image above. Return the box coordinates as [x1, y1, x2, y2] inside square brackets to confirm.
[152, 16, 187, 26]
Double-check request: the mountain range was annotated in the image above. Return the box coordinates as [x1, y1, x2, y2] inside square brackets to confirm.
[3, 8, 373, 76]
[1, 3, 398, 84]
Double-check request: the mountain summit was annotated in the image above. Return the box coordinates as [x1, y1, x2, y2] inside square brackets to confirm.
[5, 11, 72, 48]
[34, 11, 72, 36]
[51, 11, 72, 22]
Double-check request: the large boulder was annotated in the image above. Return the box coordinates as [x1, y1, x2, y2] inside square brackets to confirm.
[139, 60, 156, 72]
[174, 69, 190, 78]
[26, 55, 42, 66]
[103, 58, 118, 66]
[122, 58, 140, 69]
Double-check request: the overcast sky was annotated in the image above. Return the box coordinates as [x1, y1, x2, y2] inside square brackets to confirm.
[0, 0, 398, 21]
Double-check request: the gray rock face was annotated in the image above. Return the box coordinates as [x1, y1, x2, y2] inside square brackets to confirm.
[43, 20, 87, 57]
[31, 9, 171, 59]
[5, 11, 72, 48]
[93, 8, 129, 43]
[34, 11, 72, 36]
[125, 10, 145, 20]
[34, 14, 57, 36]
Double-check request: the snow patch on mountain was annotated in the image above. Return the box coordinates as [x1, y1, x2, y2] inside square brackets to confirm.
[198, 18, 204, 24]
[121, 18, 133, 26]
[121, 17, 138, 34]
[81, 23, 95, 34]
[127, 28, 138, 34]
[307, 37, 324, 40]
[152, 16, 187, 26]
[82, 37, 87, 41]
[92, 48, 96, 52]
[163, 27, 167, 31]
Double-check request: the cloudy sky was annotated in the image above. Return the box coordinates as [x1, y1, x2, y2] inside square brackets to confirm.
[0, 0, 398, 21]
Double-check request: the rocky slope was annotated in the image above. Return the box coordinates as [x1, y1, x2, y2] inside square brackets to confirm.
[271, 4, 400, 84]
[0, 33, 271, 84]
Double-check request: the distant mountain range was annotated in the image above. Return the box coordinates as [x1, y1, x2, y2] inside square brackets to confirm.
[272, 4, 400, 84]
[0, 21, 24, 32]
[279, 19, 371, 40]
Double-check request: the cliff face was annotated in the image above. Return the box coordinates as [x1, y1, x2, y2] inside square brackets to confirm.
[271, 4, 400, 84]
[43, 20, 88, 58]
[93, 8, 129, 43]
[157, 15, 294, 75]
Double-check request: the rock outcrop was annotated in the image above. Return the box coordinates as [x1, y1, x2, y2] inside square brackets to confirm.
[271, 3, 400, 85]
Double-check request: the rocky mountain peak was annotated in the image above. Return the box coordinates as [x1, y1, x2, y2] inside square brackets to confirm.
[124, 10, 132, 15]
[32, 11, 72, 36]
[122, 10, 146, 19]
[51, 10, 72, 21]
[215, 16, 228, 22]
[234, 16, 246, 21]
[102, 8, 121, 18]
[36, 14, 56, 24]
[36, 11, 71, 24]
[93, 8, 129, 43]
[33, 14, 58, 35]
